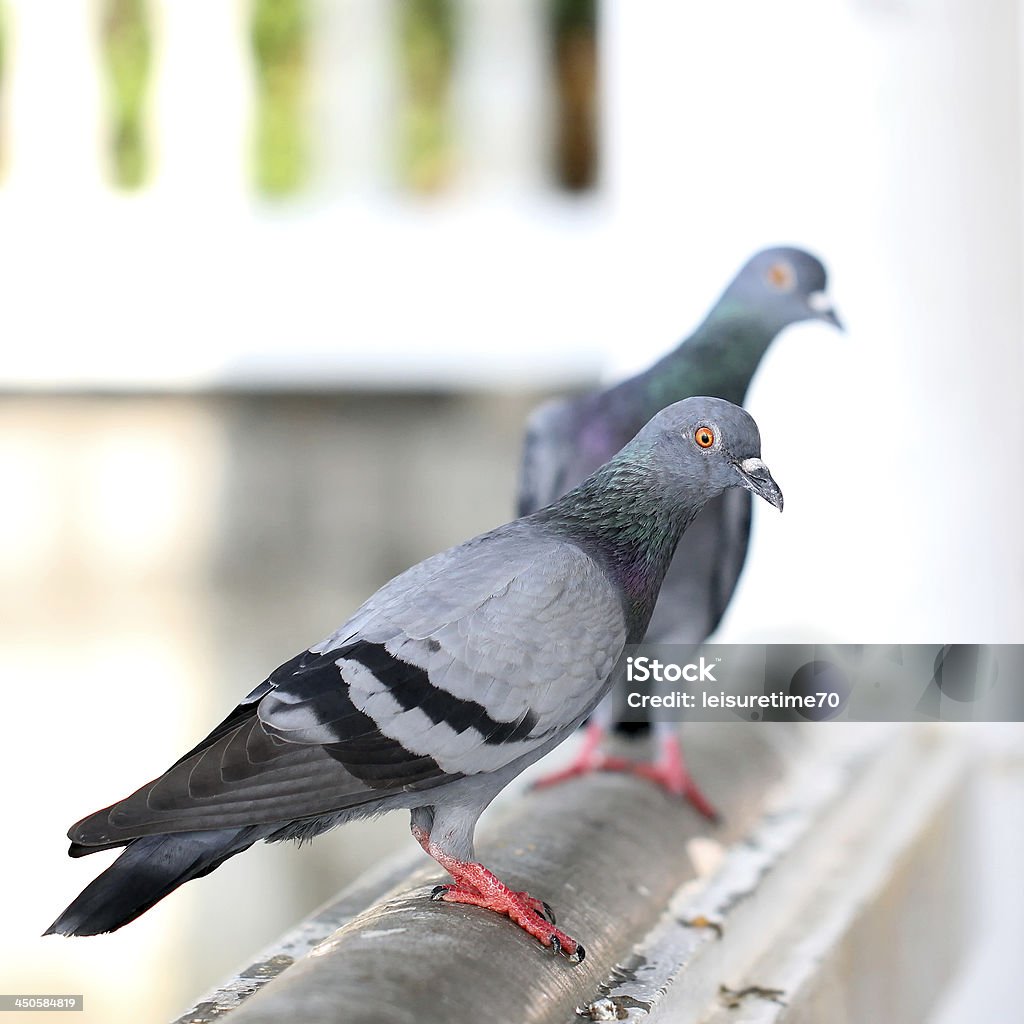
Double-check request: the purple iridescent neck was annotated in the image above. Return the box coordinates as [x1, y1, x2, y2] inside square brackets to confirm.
[534, 453, 699, 634]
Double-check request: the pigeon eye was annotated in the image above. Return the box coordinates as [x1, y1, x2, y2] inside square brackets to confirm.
[695, 426, 715, 448]
[766, 262, 795, 291]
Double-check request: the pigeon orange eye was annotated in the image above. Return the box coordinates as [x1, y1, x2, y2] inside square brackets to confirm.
[695, 426, 715, 448]
[766, 262, 795, 291]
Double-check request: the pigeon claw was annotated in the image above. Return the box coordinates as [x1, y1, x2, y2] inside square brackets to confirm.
[536, 922, 584, 962]
[513, 892, 557, 925]
[546, 934, 585, 962]
[428, 869, 583, 963]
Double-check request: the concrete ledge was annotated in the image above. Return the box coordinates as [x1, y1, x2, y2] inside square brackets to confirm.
[172, 724, 971, 1024]
[585, 725, 971, 1022]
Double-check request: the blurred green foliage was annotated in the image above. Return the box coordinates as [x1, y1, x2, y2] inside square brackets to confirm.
[550, 0, 597, 36]
[549, 0, 598, 191]
[398, 0, 455, 194]
[82, 0, 595, 200]
[251, 0, 309, 198]
[100, 0, 152, 189]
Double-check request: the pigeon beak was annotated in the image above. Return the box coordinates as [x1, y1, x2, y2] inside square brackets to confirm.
[807, 291, 844, 331]
[735, 457, 784, 511]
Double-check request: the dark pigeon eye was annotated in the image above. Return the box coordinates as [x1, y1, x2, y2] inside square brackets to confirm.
[695, 426, 715, 448]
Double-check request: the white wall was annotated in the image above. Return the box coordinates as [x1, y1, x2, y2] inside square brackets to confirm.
[601, 0, 1024, 643]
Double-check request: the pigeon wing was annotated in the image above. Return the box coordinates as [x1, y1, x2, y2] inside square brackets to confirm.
[266, 526, 628, 778]
[70, 527, 627, 845]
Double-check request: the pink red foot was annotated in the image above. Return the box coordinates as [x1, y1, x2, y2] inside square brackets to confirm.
[429, 880, 583, 961]
[432, 884, 556, 924]
[530, 757, 605, 790]
[531, 720, 607, 791]
[616, 753, 719, 822]
[533, 729, 719, 823]
[412, 825, 584, 963]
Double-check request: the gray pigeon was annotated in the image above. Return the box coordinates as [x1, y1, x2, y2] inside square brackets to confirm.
[46, 397, 782, 961]
[519, 247, 839, 816]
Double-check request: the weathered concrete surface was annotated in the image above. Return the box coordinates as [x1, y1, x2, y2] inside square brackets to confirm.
[592, 724, 973, 1023]
[174, 725, 975, 1024]
[170, 851, 424, 1022]
[172, 723, 800, 1023]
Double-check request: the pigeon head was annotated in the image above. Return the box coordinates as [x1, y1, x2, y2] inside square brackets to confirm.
[635, 396, 783, 512]
[722, 246, 842, 332]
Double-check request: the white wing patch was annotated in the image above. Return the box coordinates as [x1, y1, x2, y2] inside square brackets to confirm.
[319, 527, 628, 778]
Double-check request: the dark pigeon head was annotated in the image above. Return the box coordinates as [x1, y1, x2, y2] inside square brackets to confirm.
[634, 396, 783, 512]
[721, 246, 842, 331]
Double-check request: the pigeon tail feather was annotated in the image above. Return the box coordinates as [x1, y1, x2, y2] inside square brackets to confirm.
[44, 828, 258, 936]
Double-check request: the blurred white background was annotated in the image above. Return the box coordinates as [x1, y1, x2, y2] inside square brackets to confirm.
[1, 0, 1022, 1020]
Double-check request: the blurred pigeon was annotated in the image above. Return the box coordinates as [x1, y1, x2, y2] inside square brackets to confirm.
[520, 247, 839, 817]
[47, 397, 782, 961]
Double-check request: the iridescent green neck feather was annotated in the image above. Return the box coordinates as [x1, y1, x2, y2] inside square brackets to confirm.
[638, 301, 784, 414]
[536, 451, 700, 636]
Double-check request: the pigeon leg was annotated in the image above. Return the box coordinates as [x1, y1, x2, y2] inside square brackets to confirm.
[532, 714, 719, 822]
[412, 825, 584, 962]
[618, 723, 720, 823]
[529, 718, 608, 790]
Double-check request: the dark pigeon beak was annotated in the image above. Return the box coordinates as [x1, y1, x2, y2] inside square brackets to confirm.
[807, 291, 844, 331]
[819, 306, 844, 331]
[735, 457, 784, 511]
